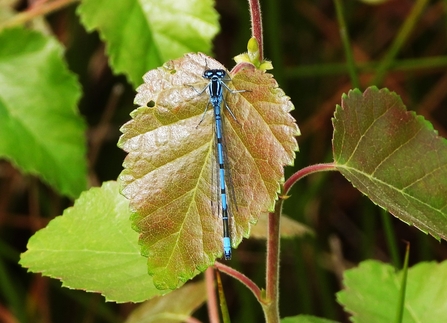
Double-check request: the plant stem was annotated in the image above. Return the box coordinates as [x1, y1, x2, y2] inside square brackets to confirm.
[395, 243, 410, 323]
[263, 202, 282, 322]
[215, 262, 262, 302]
[381, 210, 401, 268]
[215, 270, 231, 323]
[284, 163, 337, 195]
[372, 0, 430, 86]
[0, 0, 79, 30]
[206, 267, 220, 323]
[260, 163, 337, 322]
[333, 0, 360, 89]
[247, 0, 264, 61]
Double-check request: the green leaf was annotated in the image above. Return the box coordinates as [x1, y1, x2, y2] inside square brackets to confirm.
[19, 181, 169, 303]
[77, 0, 219, 88]
[337, 260, 447, 323]
[125, 280, 206, 323]
[333, 86, 447, 240]
[0, 27, 87, 198]
[281, 315, 340, 323]
[119, 53, 299, 289]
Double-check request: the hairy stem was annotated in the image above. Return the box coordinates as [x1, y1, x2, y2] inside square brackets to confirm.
[206, 267, 220, 323]
[284, 163, 337, 195]
[215, 262, 262, 302]
[247, 0, 264, 61]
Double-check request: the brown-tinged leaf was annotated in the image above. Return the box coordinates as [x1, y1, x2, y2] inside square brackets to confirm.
[119, 53, 299, 289]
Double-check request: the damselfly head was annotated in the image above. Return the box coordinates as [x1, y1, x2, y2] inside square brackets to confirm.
[203, 69, 226, 80]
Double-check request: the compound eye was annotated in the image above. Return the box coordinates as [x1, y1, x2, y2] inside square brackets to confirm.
[217, 70, 225, 78]
[203, 70, 213, 78]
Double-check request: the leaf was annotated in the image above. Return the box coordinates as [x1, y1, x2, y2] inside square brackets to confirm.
[281, 315, 340, 323]
[19, 181, 169, 303]
[0, 27, 87, 198]
[333, 87, 447, 240]
[77, 0, 219, 88]
[337, 260, 447, 323]
[119, 53, 299, 289]
[125, 280, 206, 323]
[249, 213, 313, 239]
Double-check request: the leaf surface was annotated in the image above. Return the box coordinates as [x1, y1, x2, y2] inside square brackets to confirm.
[337, 260, 447, 323]
[20, 181, 167, 303]
[281, 315, 339, 323]
[78, 0, 219, 87]
[125, 281, 206, 323]
[119, 53, 299, 289]
[249, 213, 313, 239]
[0, 28, 86, 198]
[333, 87, 447, 239]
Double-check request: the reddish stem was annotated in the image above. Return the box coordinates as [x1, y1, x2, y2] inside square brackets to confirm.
[205, 267, 220, 323]
[283, 163, 337, 194]
[263, 162, 337, 322]
[263, 204, 281, 322]
[215, 262, 263, 303]
[248, 0, 264, 61]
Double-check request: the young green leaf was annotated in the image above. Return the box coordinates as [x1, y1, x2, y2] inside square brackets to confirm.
[77, 0, 219, 88]
[119, 53, 299, 289]
[333, 87, 447, 240]
[20, 181, 168, 303]
[337, 260, 447, 323]
[0, 27, 86, 198]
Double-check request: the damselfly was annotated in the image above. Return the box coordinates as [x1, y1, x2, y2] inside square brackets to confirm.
[191, 68, 245, 260]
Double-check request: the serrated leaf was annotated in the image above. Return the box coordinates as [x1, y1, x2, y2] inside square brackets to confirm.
[125, 280, 206, 323]
[337, 260, 447, 323]
[281, 315, 340, 323]
[119, 53, 299, 289]
[333, 86, 447, 240]
[20, 181, 170, 303]
[77, 0, 219, 88]
[0, 27, 87, 198]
